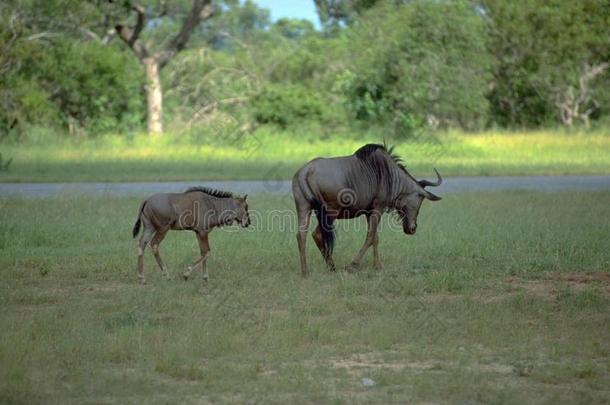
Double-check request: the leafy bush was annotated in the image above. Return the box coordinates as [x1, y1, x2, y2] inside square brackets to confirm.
[339, 0, 492, 136]
[482, 0, 610, 128]
[252, 84, 325, 128]
[37, 41, 145, 134]
[1, 36, 144, 137]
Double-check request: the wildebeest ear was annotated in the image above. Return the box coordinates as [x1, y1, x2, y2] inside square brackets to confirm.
[421, 190, 441, 201]
[243, 194, 248, 200]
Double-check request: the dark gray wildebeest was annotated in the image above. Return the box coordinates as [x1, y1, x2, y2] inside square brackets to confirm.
[292, 143, 442, 276]
[132, 187, 250, 284]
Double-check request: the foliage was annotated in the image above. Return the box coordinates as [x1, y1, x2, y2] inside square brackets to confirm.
[0, 0, 609, 137]
[0, 1, 144, 136]
[37, 40, 145, 134]
[252, 84, 326, 128]
[482, 0, 610, 127]
[0, 4, 58, 136]
[163, 49, 252, 126]
[272, 18, 316, 40]
[0, 153, 12, 172]
[314, 0, 382, 28]
[206, 0, 271, 46]
[338, 1, 492, 135]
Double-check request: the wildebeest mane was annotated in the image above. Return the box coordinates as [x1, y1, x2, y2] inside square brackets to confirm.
[184, 186, 233, 198]
[354, 143, 409, 174]
[351, 143, 420, 196]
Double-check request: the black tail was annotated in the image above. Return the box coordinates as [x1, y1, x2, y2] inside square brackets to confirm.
[311, 199, 335, 257]
[132, 202, 145, 238]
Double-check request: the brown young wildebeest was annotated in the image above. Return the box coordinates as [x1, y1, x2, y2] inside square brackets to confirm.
[132, 187, 250, 284]
[292, 143, 442, 276]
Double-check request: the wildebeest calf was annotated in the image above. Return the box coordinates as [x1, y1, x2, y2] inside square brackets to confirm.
[132, 186, 250, 284]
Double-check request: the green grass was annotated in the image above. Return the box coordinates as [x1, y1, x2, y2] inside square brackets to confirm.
[1, 191, 609, 403]
[1, 129, 609, 182]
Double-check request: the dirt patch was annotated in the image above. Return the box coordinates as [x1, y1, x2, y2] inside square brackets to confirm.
[329, 352, 513, 376]
[332, 357, 439, 374]
[506, 272, 610, 297]
[79, 282, 129, 294]
[549, 272, 610, 285]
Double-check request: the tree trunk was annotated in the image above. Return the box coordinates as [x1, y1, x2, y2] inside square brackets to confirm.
[144, 58, 163, 135]
[114, 1, 214, 136]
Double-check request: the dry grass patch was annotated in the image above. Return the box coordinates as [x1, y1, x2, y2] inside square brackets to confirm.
[507, 271, 610, 297]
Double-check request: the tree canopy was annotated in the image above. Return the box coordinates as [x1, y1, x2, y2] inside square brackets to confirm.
[1, 0, 608, 138]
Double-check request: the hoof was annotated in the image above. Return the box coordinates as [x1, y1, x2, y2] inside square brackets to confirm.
[345, 263, 360, 273]
[183, 267, 193, 281]
[138, 278, 146, 285]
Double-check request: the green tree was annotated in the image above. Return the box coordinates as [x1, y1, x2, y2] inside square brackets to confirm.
[338, 0, 492, 134]
[272, 18, 315, 40]
[0, 0, 144, 136]
[194, 0, 271, 49]
[482, 0, 610, 127]
[161, 1, 279, 133]
[113, 0, 215, 135]
[163, 4, 332, 133]
[37, 40, 144, 134]
[314, 0, 381, 29]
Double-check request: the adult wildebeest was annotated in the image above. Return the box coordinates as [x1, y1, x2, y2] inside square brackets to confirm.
[292, 143, 442, 276]
[132, 187, 250, 284]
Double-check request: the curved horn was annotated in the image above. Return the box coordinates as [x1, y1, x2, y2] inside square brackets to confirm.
[418, 168, 442, 188]
[421, 189, 442, 201]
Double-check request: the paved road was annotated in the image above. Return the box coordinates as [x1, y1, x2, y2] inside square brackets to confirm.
[1, 176, 609, 198]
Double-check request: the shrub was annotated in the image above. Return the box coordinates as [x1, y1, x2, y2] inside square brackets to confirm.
[1, 37, 145, 137]
[339, 0, 492, 135]
[252, 84, 325, 128]
[37, 41, 145, 134]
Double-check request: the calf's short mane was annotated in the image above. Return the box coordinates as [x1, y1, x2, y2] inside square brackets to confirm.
[184, 186, 233, 198]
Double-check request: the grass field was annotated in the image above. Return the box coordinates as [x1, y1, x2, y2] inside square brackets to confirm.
[1, 191, 609, 403]
[1, 130, 609, 182]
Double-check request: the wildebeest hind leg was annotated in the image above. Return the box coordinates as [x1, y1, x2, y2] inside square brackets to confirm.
[312, 225, 336, 271]
[137, 226, 154, 284]
[295, 204, 312, 276]
[372, 233, 382, 270]
[150, 229, 170, 279]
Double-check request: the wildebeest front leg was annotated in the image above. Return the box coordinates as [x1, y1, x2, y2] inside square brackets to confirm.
[150, 229, 170, 279]
[312, 225, 336, 271]
[197, 232, 211, 281]
[183, 232, 210, 281]
[347, 212, 381, 272]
